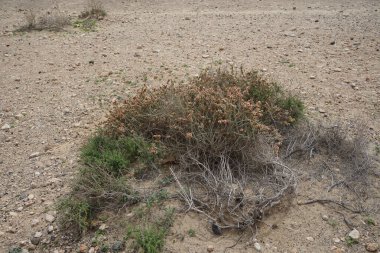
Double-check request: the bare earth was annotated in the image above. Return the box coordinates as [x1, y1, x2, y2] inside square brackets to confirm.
[0, 0, 379, 252]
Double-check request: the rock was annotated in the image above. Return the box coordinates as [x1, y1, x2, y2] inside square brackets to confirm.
[29, 152, 40, 159]
[47, 225, 54, 233]
[30, 237, 40, 245]
[333, 68, 342, 72]
[254, 242, 262, 251]
[134, 52, 141, 57]
[185, 17, 191, 20]
[306, 236, 314, 241]
[9, 211, 18, 216]
[1, 123, 11, 130]
[152, 49, 160, 53]
[202, 54, 210, 59]
[111, 241, 124, 252]
[348, 229, 360, 240]
[330, 41, 336, 45]
[366, 243, 379, 252]
[333, 238, 340, 243]
[34, 231, 42, 238]
[79, 244, 88, 253]
[45, 214, 55, 223]
[99, 224, 108, 231]
[310, 75, 316, 79]
[318, 108, 326, 114]
[322, 215, 329, 221]
[88, 248, 96, 253]
[207, 245, 214, 252]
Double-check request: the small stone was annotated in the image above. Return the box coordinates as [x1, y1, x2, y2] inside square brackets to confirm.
[207, 245, 214, 252]
[322, 215, 329, 221]
[254, 242, 262, 251]
[134, 52, 141, 57]
[30, 237, 40, 245]
[79, 244, 88, 253]
[202, 54, 210, 59]
[1, 123, 11, 130]
[28, 194, 34, 200]
[306, 236, 314, 241]
[152, 49, 160, 53]
[9, 211, 18, 216]
[34, 231, 42, 238]
[29, 152, 40, 159]
[330, 41, 336, 45]
[310, 75, 316, 79]
[99, 224, 107, 231]
[45, 214, 55, 223]
[47, 225, 54, 233]
[348, 229, 360, 240]
[333, 238, 340, 243]
[318, 108, 326, 114]
[88, 248, 96, 253]
[184, 17, 191, 20]
[365, 243, 379, 252]
[333, 68, 342, 72]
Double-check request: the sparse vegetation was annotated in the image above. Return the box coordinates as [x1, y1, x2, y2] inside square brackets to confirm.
[188, 228, 196, 237]
[79, 0, 107, 20]
[73, 18, 97, 32]
[17, 8, 70, 32]
[345, 236, 359, 247]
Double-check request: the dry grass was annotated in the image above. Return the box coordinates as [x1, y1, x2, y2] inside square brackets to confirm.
[79, 0, 107, 20]
[18, 8, 70, 32]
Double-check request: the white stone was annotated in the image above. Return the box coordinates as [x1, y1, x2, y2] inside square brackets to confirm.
[45, 214, 55, 223]
[34, 231, 42, 238]
[348, 229, 360, 240]
[1, 124, 11, 130]
[254, 242, 262, 251]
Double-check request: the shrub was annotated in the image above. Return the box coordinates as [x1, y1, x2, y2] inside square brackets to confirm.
[57, 197, 92, 233]
[18, 8, 70, 32]
[79, 0, 107, 20]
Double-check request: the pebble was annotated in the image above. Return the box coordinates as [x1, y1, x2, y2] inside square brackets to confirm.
[99, 224, 108, 231]
[88, 248, 96, 253]
[79, 244, 88, 253]
[322, 215, 329, 221]
[1, 123, 11, 130]
[202, 54, 210, 59]
[306, 236, 314, 241]
[365, 243, 379, 252]
[34, 231, 42, 238]
[152, 49, 160, 53]
[111, 241, 124, 252]
[47, 225, 54, 233]
[348, 229, 360, 240]
[333, 68, 342, 72]
[318, 108, 326, 114]
[6, 227, 16, 233]
[254, 242, 262, 251]
[333, 238, 341, 243]
[207, 245, 214, 252]
[45, 214, 55, 223]
[310, 75, 316, 79]
[29, 152, 40, 159]
[30, 237, 41, 245]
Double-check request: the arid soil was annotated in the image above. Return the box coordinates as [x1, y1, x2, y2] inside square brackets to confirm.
[0, 0, 379, 252]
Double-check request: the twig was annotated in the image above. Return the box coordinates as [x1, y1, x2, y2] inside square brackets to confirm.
[297, 199, 361, 213]
[223, 233, 245, 253]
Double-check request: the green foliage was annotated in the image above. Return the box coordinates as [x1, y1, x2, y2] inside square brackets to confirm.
[8, 247, 22, 253]
[73, 18, 97, 32]
[146, 189, 168, 208]
[57, 196, 92, 233]
[345, 236, 359, 247]
[188, 229, 196, 237]
[277, 96, 304, 122]
[365, 217, 376, 226]
[126, 208, 174, 253]
[81, 134, 153, 176]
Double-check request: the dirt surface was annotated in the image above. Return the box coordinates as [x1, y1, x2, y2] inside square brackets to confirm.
[1, 0, 379, 252]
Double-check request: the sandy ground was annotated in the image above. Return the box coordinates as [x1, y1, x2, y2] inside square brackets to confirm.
[0, 0, 379, 252]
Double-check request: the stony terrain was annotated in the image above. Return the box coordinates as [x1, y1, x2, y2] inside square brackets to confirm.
[0, 0, 379, 252]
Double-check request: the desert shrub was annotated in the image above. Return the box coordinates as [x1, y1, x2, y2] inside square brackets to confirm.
[107, 69, 303, 163]
[57, 134, 155, 234]
[73, 18, 97, 32]
[18, 8, 70, 32]
[57, 196, 92, 233]
[105, 68, 301, 231]
[79, 0, 107, 20]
